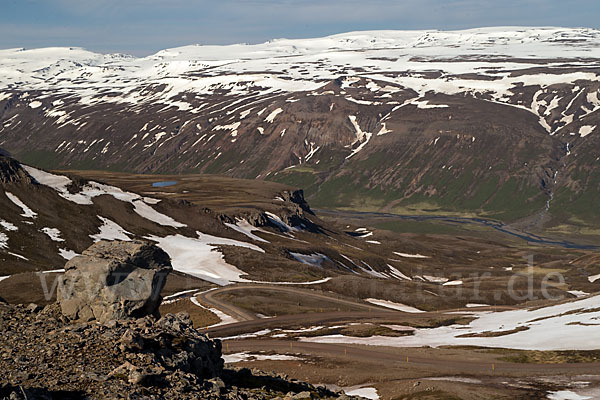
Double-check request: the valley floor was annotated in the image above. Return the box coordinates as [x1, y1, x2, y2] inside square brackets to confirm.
[1, 164, 599, 399]
[163, 283, 600, 400]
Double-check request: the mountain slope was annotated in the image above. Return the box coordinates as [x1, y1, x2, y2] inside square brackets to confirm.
[1, 155, 599, 313]
[1, 28, 600, 230]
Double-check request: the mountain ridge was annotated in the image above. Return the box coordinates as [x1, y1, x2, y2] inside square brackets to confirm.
[5, 26, 600, 57]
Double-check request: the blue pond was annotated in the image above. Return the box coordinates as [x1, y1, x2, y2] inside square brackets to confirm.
[152, 181, 178, 188]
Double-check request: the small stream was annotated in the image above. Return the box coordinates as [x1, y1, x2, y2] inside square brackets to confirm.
[318, 209, 598, 250]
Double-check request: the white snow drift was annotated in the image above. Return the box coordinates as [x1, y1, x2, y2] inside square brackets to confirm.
[145, 232, 264, 286]
[24, 166, 185, 228]
[303, 294, 600, 351]
[5, 192, 37, 218]
[365, 298, 425, 313]
[90, 217, 132, 242]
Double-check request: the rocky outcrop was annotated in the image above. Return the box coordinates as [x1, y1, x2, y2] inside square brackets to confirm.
[0, 303, 345, 399]
[276, 189, 323, 232]
[0, 303, 221, 398]
[109, 311, 223, 384]
[218, 188, 321, 234]
[58, 240, 172, 323]
[280, 189, 313, 215]
[0, 156, 34, 184]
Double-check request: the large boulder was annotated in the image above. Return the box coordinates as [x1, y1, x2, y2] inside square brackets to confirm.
[58, 240, 172, 323]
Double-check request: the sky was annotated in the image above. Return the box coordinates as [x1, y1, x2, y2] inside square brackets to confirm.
[1, 0, 599, 56]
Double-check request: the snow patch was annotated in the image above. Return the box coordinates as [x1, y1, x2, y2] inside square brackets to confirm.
[393, 252, 429, 259]
[223, 352, 302, 363]
[224, 219, 270, 243]
[0, 233, 9, 250]
[265, 212, 299, 233]
[588, 273, 600, 283]
[24, 166, 185, 228]
[346, 116, 372, 159]
[0, 220, 18, 231]
[9, 252, 27, 260]
[579, 125, 596, 138]
[145, 232, 264, 286]
[443, 280, 463, 286]
[90, 217, 132, 242]
[5, 192, 37, 218]
[424, 275, 449, 283]
[265, 108, 283, 123]
[568, 290, 589, 298]
[221, 329, 273, 341]
[344, 387, 379, 400]
[547, 391, 592, 400]
[387, 265, 411, 280]
[59, 249, 79, 260]
[365, 298, 425, 313]
[413, 100, 449, 109]
[305, 294, 600, 350]
[376, 123, 392, 136]
[41, 227, 64, 242]
[213, 122, 241, 137]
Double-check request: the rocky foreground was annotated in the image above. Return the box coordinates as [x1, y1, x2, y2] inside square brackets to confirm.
[0, 240, 357, 399]
[0, 303, 352, 400]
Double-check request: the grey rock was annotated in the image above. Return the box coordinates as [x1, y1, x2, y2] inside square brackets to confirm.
[207, 377, 226, 394]
[292, 392, 313, 400]
[120, 329, 144, 352]
[127, 369, 145, 385]
[109, 361, 138, 383]
[57, 240, 172, 323]
[0, 287, 338, 399]
[104, 319, 119, 329]
[155, 312, 192, 333]
[26, 303, 41, 313]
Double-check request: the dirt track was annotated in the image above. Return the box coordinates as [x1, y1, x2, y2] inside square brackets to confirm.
[201, 284, 517, 337]
[198, 283, 388, 322]
[196, 282, 600, 399]
[224, 339, 600, 376]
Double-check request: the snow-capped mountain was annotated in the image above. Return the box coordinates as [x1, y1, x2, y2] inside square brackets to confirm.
[1, 27, 600, 227]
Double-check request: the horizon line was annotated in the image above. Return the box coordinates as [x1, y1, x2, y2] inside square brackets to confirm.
[1, 25, 597, 57]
